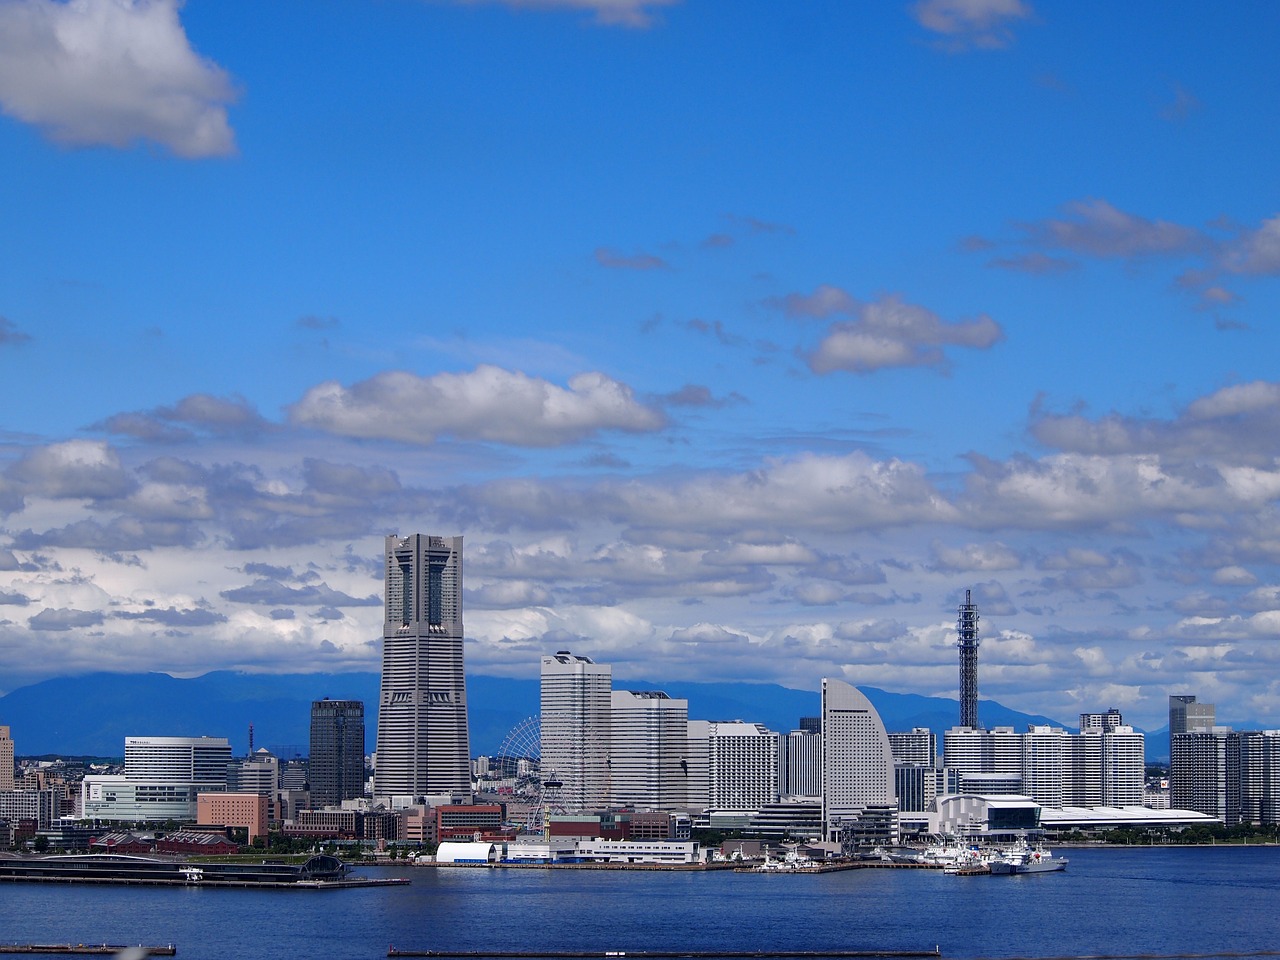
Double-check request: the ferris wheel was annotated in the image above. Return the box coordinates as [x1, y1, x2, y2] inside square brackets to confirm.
[495, 715, 566, 833]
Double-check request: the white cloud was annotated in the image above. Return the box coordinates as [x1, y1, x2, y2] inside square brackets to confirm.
[1221, 214, 1280, 275]
[7, 439, 136, 500]
[289, 365, 667, 447]
[0, 0, 236, 157]
[1025, 198, 1204, 258]
[912, 0, 1031, 50]
[807, 295, 1003, 374]
[931, 539, 1021, 572]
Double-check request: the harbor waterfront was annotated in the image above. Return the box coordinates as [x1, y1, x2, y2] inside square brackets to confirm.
[1, 847, 1279, 960]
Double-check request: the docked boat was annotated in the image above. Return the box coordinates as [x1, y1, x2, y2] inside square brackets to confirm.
[988, 844, 1066, 875]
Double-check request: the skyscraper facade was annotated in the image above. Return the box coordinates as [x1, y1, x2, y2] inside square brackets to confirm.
[375, 534, 470, 798]
[609, 690, 688, 811]
[687, 720, 781, 813]
[821, 678, 895, 841]
[540, 651, 611, 812]
[0, 725, 13, 790]
[310, 699, 366, 807]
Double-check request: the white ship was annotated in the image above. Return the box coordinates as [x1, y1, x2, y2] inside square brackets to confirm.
[988, 843, 1067, 875]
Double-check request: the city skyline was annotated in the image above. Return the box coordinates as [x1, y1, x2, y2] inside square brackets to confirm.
[2, 2, 1280, 732]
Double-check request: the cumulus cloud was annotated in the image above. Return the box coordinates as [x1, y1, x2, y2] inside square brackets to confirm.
[7, 439, 136, 499]
[1023, 198, 1204, 258]
[113, 605, 227, 626]
[655, 384, 744, 409]
[96, 393, 271, 442]
[770, 284, 858, 319]
[1221, 214, 1280, 276]
[1032, 380, 1280, 467]
[931, 540, 1022, 572]
[219, 578, 379, 607]
[0, 0, 237, 158]
[28, 607, 105, 631]
[806, 295, 1003, 374]
[911, 0, 1032, 50]
[289, 365, 666, 447]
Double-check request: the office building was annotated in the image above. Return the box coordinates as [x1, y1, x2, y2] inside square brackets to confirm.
[227, 749, 279, 797]
[310, 699, 366, 807]
[0, 726, 13, 790]
[375, 534, 470, 798]
[81, 736, 231, 821]
[821, 678, 895, 843]
[610, 690, 688, 811]
[540, 651, 611, 812]
[1169, 695, 1216, 735]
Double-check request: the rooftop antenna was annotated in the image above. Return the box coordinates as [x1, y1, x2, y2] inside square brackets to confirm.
[957, 589, 980, 729]
[248, 723, 255, 758]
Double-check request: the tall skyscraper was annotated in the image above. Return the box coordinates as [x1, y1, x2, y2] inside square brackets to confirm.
[375, 534, 470, 798]
[957, 590, 980, 729]
[310, 699, 366, 807]
[609, 690, 688, 811]
[540, 651, 611, 812]
[0, 725, 14, 790]
[687, 720, 781, 813]
[821, 678, 894, 842]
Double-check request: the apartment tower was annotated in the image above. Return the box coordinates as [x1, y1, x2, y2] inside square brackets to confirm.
[375, 534, 470, 798]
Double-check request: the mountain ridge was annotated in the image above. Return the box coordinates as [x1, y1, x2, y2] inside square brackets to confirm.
[0, 670, 1179, 760]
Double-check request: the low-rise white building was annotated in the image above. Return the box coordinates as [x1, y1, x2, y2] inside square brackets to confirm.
[575, 838, 700, 864]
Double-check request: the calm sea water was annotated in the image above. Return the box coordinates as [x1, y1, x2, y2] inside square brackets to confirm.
[2, 847, 1279, 960]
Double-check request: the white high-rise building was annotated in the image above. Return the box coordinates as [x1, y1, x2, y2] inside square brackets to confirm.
[821, 678, 894, 842]
[784, 729, 822, 798]
[1099, 726, 1145, 806]
[81, 735, 232, 821]
[1021, 725, 1069, 809]
[375, 534, 470, 799]
[889, 728, 936, 766]
[944, 723, 1144, 810]
[687, 720, 781, 813]
[540, 651, 611, 812]
[610, 690, 688, 811]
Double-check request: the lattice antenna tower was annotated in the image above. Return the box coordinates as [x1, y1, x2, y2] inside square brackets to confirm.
[957, 589, 980, 729]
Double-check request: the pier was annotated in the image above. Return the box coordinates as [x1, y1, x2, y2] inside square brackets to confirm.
[387, 951, 943, 959]
[0, 947, 175, 956]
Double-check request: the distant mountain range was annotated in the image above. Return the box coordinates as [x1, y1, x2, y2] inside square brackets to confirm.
[0, 670, 1196, 761]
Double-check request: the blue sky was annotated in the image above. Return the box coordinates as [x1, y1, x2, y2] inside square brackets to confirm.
[2, 0, 1279, 731]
